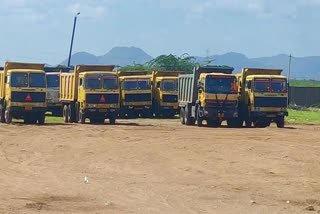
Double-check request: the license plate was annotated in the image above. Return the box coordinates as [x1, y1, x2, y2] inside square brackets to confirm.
[25, 106, 32, 111]
[99, 109, 107, 113]
[135, 107, 143, 110]
[267, 114, 276, 118]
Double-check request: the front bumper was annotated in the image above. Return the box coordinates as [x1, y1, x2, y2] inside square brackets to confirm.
[251, 111, 288, 119]
[122, 105, 152, 113]
[8, 106, 47, 113]
[203, 107, 238, 120]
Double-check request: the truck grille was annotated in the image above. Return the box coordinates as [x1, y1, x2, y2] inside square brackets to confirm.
[125, 93, 151, 102]
[254, 97, 287, 108]
[163, 95, 178, 103]
[86, 93, 119, 104]
[205, 100, 237, 109]
[11, 92, 46, 103]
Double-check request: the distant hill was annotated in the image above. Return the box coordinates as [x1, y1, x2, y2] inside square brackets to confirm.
[60, 47, 153, 67]
[60, 47, 320, 80]
[196, 53, 320, 80]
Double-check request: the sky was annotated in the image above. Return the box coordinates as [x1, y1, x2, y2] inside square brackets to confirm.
[0, 0, 320, 65]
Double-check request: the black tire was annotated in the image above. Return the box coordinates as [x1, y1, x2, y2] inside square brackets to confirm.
[75, 103, 79, 123]
[67, 105, 72, 123]
[185, 107, 195, 126]
[38, 112, 45, 125]
[180, 107, 185, 125]
[276, 117, 285, 128]
[63, 105, 69, 123]
[5, 109, 12, 124]
[245, 118, 252, 128]
[254, 121, 270, 128]
[79, 109, 85, 124]
[0, 104, 5, 123]
[196, 106, 203, 127]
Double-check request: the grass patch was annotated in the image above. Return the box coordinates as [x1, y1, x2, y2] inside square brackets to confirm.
[286, 109, 320, 125]
[289, 80, 320, 87]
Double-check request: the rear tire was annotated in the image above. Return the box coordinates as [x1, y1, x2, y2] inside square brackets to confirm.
[185, 107, 195, 126]
[5, 109, 12, 124]
[0, 104, 5, 123]
[180, 107, 185, 125]
[63, 105, 69, 123]
[67, 105, 72, 123]
[276, 116, 285, 128]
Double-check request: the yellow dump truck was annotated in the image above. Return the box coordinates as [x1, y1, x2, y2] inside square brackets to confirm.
[152, 71, 182, 118]
[60, 65, 119, 124]
[118, 71, 153, 118]
[0, 62, 47, 124]
[238, 68, 288, 128]
[178, 66, 240, 127]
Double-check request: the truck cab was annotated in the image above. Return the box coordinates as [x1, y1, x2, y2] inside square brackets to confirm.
[196, 73, 240, 127]
[118, 72, 153, 118]
[60, 65, 119, 124]
[0, 62, 47, 124]
[238, 68, 288, 128]
[152, 71, 181, 118]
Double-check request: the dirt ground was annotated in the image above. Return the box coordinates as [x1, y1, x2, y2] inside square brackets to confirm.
[0, 119, 320, 214]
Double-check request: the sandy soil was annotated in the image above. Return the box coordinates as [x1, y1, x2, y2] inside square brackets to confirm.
[0, 119, 320, 214]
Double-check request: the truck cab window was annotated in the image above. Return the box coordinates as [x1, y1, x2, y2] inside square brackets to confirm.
[246, 81, 251, 89]
[157, 82, 160, 88]
[79, 78, 83, 86]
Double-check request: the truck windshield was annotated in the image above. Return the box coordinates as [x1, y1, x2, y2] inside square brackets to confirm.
[30, 73, 46, 88]
[272, 79, 287, 92]
[103, 77, 118, 89]
[254, 78, 287, 93]
[161, 80, 178, 91]
[47, 75, 59, 88]
[205, 76, 237, 94]
[123, 79, 151, 90]
[86, 76, 101, 89]
[11, 73, 28, 87]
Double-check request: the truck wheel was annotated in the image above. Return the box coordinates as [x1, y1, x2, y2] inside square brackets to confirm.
[185, 107, 195, 125]
[38, 112, 45, 125]
[67, 105, 73, 123]
[5, 109, 12, 124]
[180, 108, 185, 125]
[79, 110, 85, 124]
[63, 105, 69, 123]
[276, 117, 285, 128]
[0, 105, 5, 123]
[75, 103, 79, 123]
[196, 106, 203, 127]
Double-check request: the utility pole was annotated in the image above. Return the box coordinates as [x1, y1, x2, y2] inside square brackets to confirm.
[288, 54, 292, 83]
[67, 12, 80, 67]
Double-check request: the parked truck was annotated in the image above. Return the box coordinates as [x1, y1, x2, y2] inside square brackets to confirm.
[118, 71, 153, 118]
[45, 66, 70, 116]
[238, 68, 288, 128]
[60, 65, 119, 124]
[178, 66, 240, 127]
[0, 62, 47, 124]
[152, 71, 182, 118]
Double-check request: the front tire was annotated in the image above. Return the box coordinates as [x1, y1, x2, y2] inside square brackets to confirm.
[79, 109, 85, 124]
[276, 116, 285, 128]
[5, 109, 12, 124]
[196, 106, 203, 127]
[0, 104, 5, 123]
[38, 112, 45, 125]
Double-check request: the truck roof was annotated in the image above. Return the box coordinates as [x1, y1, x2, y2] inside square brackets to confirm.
[242, 68, 283, 78]
[117, 70, 148, 77]
[156, 76, 178, 80]
[81, 71, 117, 76]
[119, 75, 152, 80]
[75, 65, 115, 73]
[195, 66, 234, 74]
[6, 69, 45, 73]
[4, 62, 45, 74]
[247, 74, 287, 79]
[44, 66, 71, 73]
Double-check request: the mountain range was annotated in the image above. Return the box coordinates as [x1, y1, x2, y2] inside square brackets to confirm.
[60, 47, 320, 80]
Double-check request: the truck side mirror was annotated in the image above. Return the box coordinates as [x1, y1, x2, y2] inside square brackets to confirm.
[199, 88, 203, 93]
